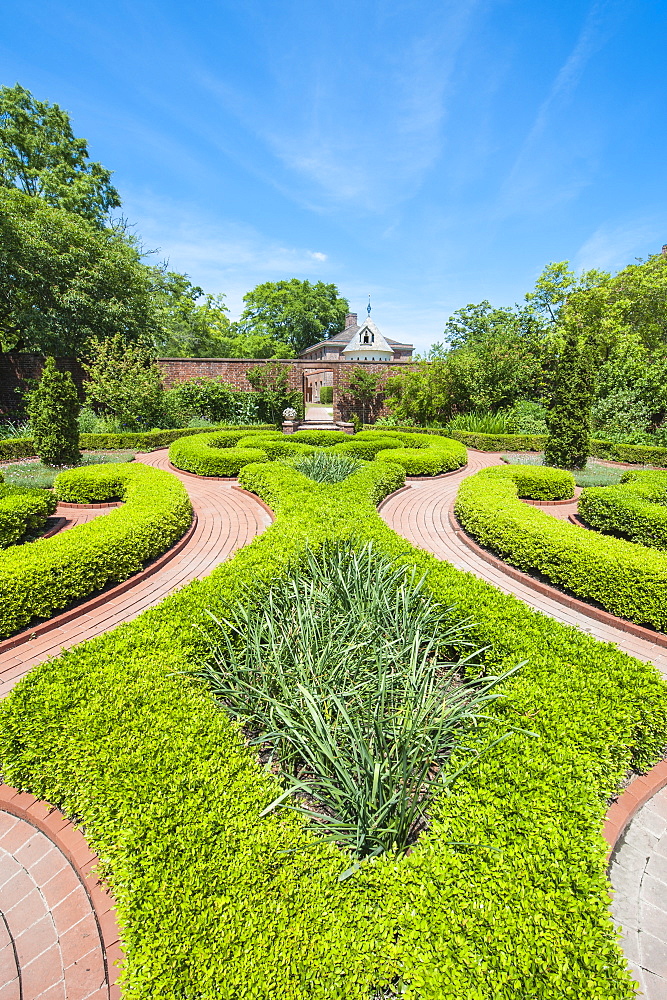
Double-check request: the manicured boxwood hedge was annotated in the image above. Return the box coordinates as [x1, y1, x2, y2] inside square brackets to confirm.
[0, 463, 191, 638]
[168, 429, 315, 477]
[439, 428, 667, 465]
[579, 470, 667, 550]
[0, 455, 664, 998]
[341, 430, 467, 475]
[455, 463, 667, 630]
[589, 439, 667, 467]
[0, 481, 58, 547]
[0, 424, 276, 462]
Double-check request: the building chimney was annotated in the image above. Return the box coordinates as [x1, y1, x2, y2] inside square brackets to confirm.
[345, 312, 357, 329]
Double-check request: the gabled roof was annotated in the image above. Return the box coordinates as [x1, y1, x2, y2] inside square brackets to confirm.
[342, 317, 394, 355]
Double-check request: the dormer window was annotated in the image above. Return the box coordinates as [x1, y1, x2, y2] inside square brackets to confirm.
[363, 333, 370, 344]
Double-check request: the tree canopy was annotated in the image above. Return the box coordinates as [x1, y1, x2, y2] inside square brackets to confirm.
[237, 279, 348, 354]
[0, 83, 120, 226]
[0, 187, 157, 354]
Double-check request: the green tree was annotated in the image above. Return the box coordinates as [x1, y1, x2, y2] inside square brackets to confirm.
[26, 357, 81, 466]
[525, 261, 609, 327]
[0, 83, 120, 226]
[0, 188, 157, 354]
[343, 368, 384, 424]
[237, 279, 348, 354]
[245, 363, 301, 423]
[544, 328, 594, 469]
[83, 335, 165, 430]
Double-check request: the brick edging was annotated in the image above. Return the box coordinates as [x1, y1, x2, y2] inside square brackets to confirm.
[58, 501, 123, 510]
[603, 760, 667, 859]
[405, 463, 469, 482]
[0, 784, 122, 998]
[523, 495, 579, 507]
[448, 506, 667, 650]
[0, 512, 199, 657]
[376, 484, 412, 513]
[230, 485, 275, 522]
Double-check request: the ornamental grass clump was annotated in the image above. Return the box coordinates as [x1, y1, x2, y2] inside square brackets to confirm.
[290, 449, 361, 483]
[200, 541, 516, 865]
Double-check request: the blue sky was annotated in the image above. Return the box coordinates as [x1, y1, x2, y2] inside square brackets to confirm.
[3, 0, 666, 351]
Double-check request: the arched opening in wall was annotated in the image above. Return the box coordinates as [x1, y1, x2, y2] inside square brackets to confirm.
[303, 368, 335, 423]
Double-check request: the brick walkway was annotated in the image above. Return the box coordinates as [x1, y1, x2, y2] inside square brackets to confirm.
[0, 449, 273, 997]
[381, 449, 667, 999]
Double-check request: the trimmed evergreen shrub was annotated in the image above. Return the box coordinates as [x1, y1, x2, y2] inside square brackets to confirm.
[579, 470, 667, 550]
[544, 330, 594, 469]
[455, 463, 667, 630]
[0, 478, 57, 547]
[26, 357, 81, 467]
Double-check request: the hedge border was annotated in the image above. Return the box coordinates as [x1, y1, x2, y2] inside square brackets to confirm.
[578, 471, 667, 551]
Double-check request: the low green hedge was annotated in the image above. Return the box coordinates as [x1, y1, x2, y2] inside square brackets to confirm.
[0, 454, 663, 997]
[448, 429, 547, 451]
[332, 435, 406, 461]
[589, 439, 667, 467]
[0, 480, 58, 547]
[579, 470, 667, 550]
[350, 430, 467, 475]
[290, 429, 350, 446]
[0, 424, 276, 462]
[455, 463, 667, 630]
[168, 429, 314, 477]
[0, 463, 191, 638]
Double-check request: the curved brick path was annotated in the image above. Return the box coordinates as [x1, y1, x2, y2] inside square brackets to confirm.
[381, 448, 667, 1000]
[0, 449, 272, 695]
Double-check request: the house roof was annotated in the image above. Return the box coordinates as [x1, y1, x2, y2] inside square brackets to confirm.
[299, 319, 413, 356]
[342, 317, 394, 355]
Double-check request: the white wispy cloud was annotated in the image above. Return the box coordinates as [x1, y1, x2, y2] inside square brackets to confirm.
[574, 218, 666, 273]
[123, 194, 335, 317]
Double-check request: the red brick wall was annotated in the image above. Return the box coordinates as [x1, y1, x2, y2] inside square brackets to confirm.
[0, 354, 416, 423]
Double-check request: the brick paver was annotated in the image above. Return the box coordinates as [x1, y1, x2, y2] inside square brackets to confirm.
[0, 449, 273, 998]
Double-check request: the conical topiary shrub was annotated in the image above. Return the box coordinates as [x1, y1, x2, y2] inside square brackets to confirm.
[544, 328, 594, 470]
[27, 357, 81, 467]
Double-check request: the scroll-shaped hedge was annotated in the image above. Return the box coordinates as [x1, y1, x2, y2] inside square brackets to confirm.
[578, 470, 667, 550]
[0, 462, 192, 638]
[0, 480, 58, 548]
[337, 430, 467, 475]
[455, 463, 667, 631]
[168, 430, 314, 477]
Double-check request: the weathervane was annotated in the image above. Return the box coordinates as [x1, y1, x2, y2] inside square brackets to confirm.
[367, 295, 371, 317]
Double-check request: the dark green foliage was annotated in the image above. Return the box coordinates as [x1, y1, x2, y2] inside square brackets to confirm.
[449, 429, 547, 452]
[544, 329, 594, 469]
[245, 362, 302, 423]
[318, 386, 333, 404]
[0, 462, 191, 638]
[0, 479, 57, 546]
[579, 470, 667, 549]
[237, 278, 348, 354]
[455, 464, 667, 630]
[26, 357, 81, 467]
[0, 455, 664, 997]
[164, 377, 261, 425]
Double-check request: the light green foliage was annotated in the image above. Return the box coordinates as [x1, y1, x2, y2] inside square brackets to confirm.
[26, 357, 81, 466]
[525, 261, 609, 328]
[237, 279, 348, 354]
[0, 188, 157, 354]
[83, 335, 165, 431]
[201, 541, 511, 861]
[289, 429, 349, 446]
[1, 452, 135, 489]
[332, 436, 405, 461]
[341, 368, 384, 423]
[0, 451, 664, 997]
[544, 328, 594, 469]
[166, 377, 261, 426]
[319, 386, 333, 404]
[579, 470, 667, 550]
[245, 361, 303, 423]
[0, 477, 57, 546]
[348, 430, 467, 475]
[168, 429, 312, 477]
[0, 83, 120, 225]
[455, 464, 667, 629]
[289, 451, 361, 483]
[0, 462, 191, 638]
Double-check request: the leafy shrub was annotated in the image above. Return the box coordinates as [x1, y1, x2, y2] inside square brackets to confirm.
[0, 479, 57, 547]
[289, 429, 349, 447]
[506, 400, 547, 435]
[544, 329, 594, 469]
[26, 356, 81, 466]
[446, 409, 510, 435]
[0, 462, 191, 638]
[455, 463, 667, 629]
[83, 335, 165, 431]
[318, 386, 333, 404]
[579, 470, 667, 550]
[165, 378, 261, 426]
[200, 541, 514, 863]
[447, 429, 547, 452]
[590, 439, 667, 467]
[332, 436, 405, 461]
[350, 430, 467, 475]
[289, 451, 361, 484]
[0, 456, 663, 997]
[500, 453, 628, 488]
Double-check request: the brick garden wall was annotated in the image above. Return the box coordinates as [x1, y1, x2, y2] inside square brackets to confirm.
[0, 354, 416, 422]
